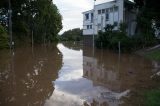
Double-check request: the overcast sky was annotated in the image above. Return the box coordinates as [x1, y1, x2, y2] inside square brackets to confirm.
[53, 0, 112, 34]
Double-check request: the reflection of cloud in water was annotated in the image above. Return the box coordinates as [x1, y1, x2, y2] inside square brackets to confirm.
[45, 43, 129, 106]
[45, 90, 84, 106]
[57, 69, 83, 81]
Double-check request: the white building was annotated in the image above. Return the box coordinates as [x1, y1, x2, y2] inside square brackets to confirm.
[82, 0, 136, 36]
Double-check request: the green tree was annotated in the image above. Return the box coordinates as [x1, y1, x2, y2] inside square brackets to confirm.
[0, 0, 62, 45]
[60, 28, 83, 41]
[133, 0, 159, 46]
[134, 0, 160, 36]
[95, 23, 133, 52]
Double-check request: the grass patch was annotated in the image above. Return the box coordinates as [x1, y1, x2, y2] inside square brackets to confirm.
[145, 49, 160, 61]
[145, 89, 160, 106]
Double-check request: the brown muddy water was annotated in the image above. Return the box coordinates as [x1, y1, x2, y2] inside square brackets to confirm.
[0, 42, 159, 106]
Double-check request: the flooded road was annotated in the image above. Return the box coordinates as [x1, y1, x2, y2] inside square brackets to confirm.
[0, 45, 62, 106]
[0, 42, 160, 106]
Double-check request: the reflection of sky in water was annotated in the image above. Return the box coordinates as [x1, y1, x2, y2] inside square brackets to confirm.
[44, 43, 129, 106]
[56, 43, 83, 81]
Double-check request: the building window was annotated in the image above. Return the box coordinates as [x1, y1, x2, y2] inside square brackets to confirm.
[91, 13, 94, 23]
[87, 25, 90, 29]
[105, 13, 109, 21]
[86, 25, 92, 29]
[85, 13, 89, 20]
[90, 25, 92, 29]
[102, 9, 105, 14]
[114, 6, 118, 12]
[114, 22, 118, 26]
[106, 8, 109, 13]
[110, 7, 113, 12]
[98, 10, 101, 14]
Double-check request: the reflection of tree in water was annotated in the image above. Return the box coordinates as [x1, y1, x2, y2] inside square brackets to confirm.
[62, 41, 83, 51]
[83, 46, 159, 105]
[83, 46, 154, 92]
[0, 45, 62, 106]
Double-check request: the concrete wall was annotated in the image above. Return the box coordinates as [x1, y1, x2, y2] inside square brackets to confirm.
[83, 10, 94, 35]
[83, 0, 124, 35]
[124, 7, 137, 36]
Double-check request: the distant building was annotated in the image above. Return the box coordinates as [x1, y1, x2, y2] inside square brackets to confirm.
[82, 0, 137, 41]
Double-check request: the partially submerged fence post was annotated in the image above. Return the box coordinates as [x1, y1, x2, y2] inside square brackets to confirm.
[118, 41, 121, 55]
[101, 42, 103, 49]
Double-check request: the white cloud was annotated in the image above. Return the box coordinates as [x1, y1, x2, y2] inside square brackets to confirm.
[53, 0, 110, 34]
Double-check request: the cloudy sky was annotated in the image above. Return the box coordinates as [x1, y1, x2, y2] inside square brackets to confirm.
[53, 0, 111, 34]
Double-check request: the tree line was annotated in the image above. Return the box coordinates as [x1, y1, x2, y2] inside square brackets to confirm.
[0, 0, 62, 48]
[59, 28, 83, 41]
[134, 0, 160, 37]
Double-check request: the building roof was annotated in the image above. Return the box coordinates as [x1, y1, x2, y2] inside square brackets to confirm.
[82, 9, 93, 14]
[82, 0, 135, 14]
[94, 0, 116, 7]
[82, 0, 115, 14]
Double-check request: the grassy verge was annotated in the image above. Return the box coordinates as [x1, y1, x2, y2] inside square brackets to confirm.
[145, 47, 160, 105]
[144, 49, 160, 105]
[145, 89, 160, 106]
[144, 49, 160, 61]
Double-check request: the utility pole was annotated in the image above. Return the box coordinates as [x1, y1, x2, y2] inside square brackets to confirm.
[31, 16, 34, 49]
[8, 0, 12, 50]
[92, 0, 96, 56]
[93, 0, 96, 48]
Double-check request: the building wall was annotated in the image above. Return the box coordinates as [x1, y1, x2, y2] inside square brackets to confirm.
[94, 0, 124, 33]
[124, 5, 137, 36]
[82, 0, 137, 46]
[83, 0, 124, 36]
[83, 10, 94, 35]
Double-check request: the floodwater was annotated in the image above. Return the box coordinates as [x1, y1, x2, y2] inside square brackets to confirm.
[0, 42, 160, 106]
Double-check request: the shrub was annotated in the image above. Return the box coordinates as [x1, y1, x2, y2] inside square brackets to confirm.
[109, 32, 133, 52]
[132, 34, 158, 49]
[0, 25, 9, 49]
[95, 22, 158, 52]
[95, 23, 133, 52]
